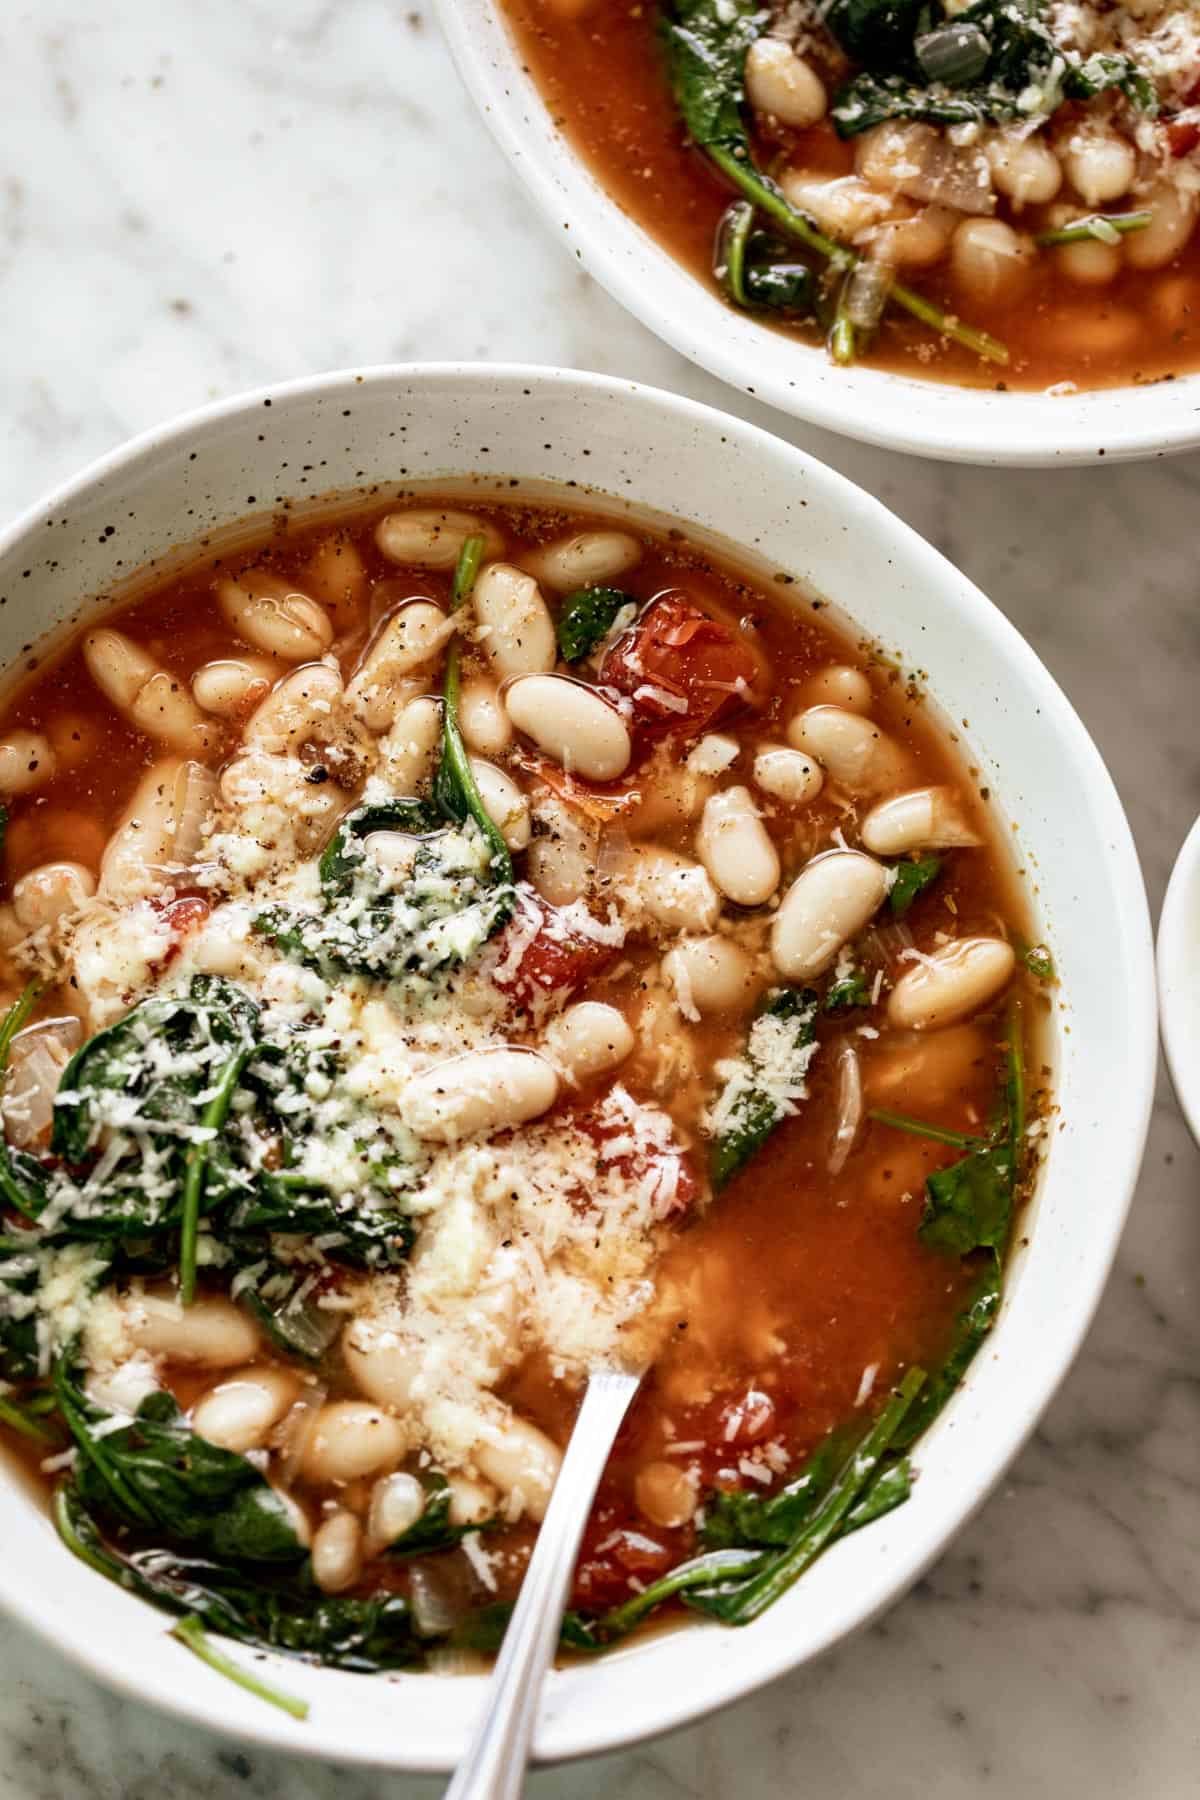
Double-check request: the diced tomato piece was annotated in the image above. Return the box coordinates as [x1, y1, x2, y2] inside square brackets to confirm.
[577, 1087, 701, 1219]
[149, 893, 211, 971]
[573, 1516, 675, 1612]
[599, 594, 767, 735]
[717, 1388, 777, 1447]
[1168, 117, 1200, 157]
[492, 891, 619, 1008]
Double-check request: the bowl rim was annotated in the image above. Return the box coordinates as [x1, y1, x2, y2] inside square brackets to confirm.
[1157, 812, 1200, 1141]
[0, 361, 1159, 1768]
[434, 0, 1200, 468]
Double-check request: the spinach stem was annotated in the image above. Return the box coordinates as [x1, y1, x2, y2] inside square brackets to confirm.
[868, 1107, 980, 1149]
[0, 982, 40, 1063]
[440, 536, 514, 878]
[0, 1393, 57, 1444]
[179, 1046, 255, 1307]
[1035, 210, 1150, 247]
[171, 1615, 310, 1721]
[601, 1548, 767, 1639]
[52, 1359, 156, 1528]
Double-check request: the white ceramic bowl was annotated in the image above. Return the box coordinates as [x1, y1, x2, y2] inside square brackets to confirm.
[435, 0, 1199, 467]
[0, 364, 1155, 1769]
[1158, 814, 1200, 1141]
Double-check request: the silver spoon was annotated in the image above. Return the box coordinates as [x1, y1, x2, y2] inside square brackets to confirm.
[443, 1365, 643, 1800]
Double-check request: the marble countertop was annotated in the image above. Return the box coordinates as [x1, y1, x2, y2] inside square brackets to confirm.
[3, 2, 1200, 1795]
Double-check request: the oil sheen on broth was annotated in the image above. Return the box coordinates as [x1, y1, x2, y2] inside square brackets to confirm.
[501, 0, 1200, 390]
[0, 499, 1047, 1671]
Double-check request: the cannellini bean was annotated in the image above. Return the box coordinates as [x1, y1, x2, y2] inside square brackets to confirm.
[243, 661, 343, 752]
[347, 603, 455, 732]
[302, 534, 368, 622]
[366, 1472, 426, 1554]
[375, 507, 503, 569]
[860, 786, 982, 856]
[986, 132, 1061, 206]
[403, 1048, 559, 1143]
[192, 656, 279, 718]
[865, 1022, 988, 1105]
[686, 734, 739, 777]
[100, 758, 216, 900]
[628, 845, 721, 934]
[83, 630, 213, 754]
[544, 1001, 634, 1083]
[191, 1366, 298, 1453]
[787, 706, 906, 794]
[1054, 233, 1121, 286]
[0, 731, 56, 795]
[459, 677, 512, 756]
[475, 1416, 562, 1522]
[519, 529, 641, 594]
[216, 572, 334, 663]
[447, 1474, 497, 1528]
[301, 1401, 409, 1485]
[771, 851, 889, 980]
[753, 745, 824, 807]
[377, 694, 443, 795]
[949, 218, 1034, 304]
[343, 1320, 422, 1412]
[855, 120, 939, 192]
[744, 37, 826, 129]
[527, 798, 596, 905]
[468, 756, 531, 851]
[505, 673, 632, 782]
[635, 1460, 696, 1529]
[779, 170, 893, 238]
[131, 1293, 260, 1368]
[12, 862, 96, 932]
[887, 936, 1015, 1030]
[312, 1510, 364, 1594]
[1125, 184, 1197, 271]
[1063, 131, 1135, 208]
[868, 204, 958, 269]
[696, 786, 780, 907]
[472, 564, 556, 680]
[662, 934, 754, 1017]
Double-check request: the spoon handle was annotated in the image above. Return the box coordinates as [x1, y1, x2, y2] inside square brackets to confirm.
[443, 1366, 642, 1800]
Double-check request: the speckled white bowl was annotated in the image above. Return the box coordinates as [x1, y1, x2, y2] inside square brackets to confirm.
[435, 0, 1199, 467]
[1158, 815, 1200, 1142]
[0, 365, 1155, 1769]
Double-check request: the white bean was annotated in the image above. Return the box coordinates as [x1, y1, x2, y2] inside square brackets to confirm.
[347, 603, 455, 732]
[475, 1416, 562, 1522]
[468, 756, 531, 851]
[544, 1001, 634, 1083]
[343, 1319, 422, 1412]
[787, 706, 907, 794]
[216, 573, 334, 663]
[191, 1367, 298, 1453]
[13, 862, 95, 932]
[771, 850, 889, 980]
[403, 1048, 559, 1143]
[83, 630, 213, 754]
[860, 786, 982, 855]
[686, 734, 740, 777]
[779, 170, 894, 238]
[131, 1293, 260, 1368]
[302, 534, 368, 623]
[1125, 184, 1197, 271]
[366, 1472, 426, 1554]
[312, 1510, 364, 1594]
[243, 662, 343, 753]
[375, 507, 503, 569]
[377, 694, 443, 795]
[628, 845, 721, 934]
[635, 1460, 696, 1529]
[753, 745, 824, 807]
[887, 936, 1015, 1030]
[447, 1474, 497, 1528]
[986, 132, 1061, 206]
[472, 564, 556, 680]
[696, 786, 780, 907]
[301, 1400, 409, 1485]
[527, 798, 595, 905]
[855, 120, 939, 192]
[459, 677, 512, 756]
[662, 934, 754, 1017]
[744, 38, 826, 129]
[1063, 131, 1135, 208]
[1054, 234, 1121, 286]
[192, 656, 279, 718]
[950, 218, 1034, 305]
[504, 674, 631, 782]
[100, 758, 216, 900]
[519, 529, 641, 594]
[0, 731, 56, 795]
[868, 204, 958, 269]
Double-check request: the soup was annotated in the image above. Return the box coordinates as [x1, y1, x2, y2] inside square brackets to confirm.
[0, 497, 1048, 1697]
[500, 0, 1200, 389]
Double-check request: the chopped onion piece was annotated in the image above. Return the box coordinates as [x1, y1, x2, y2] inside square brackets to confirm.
[845, 261, 893, 331]
[3, 1018, 82, 1149]
[828, 1041, 863, 1176]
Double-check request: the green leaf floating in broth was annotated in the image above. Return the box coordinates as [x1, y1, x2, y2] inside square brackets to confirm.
[556, 587, 639, 663]
[708, 986, 819, 1191]
[889, 853, 942, 917]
